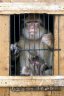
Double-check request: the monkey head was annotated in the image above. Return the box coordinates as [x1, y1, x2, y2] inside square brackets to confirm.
[22, 15, 47, 40]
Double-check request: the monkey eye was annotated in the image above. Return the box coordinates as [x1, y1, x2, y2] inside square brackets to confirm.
[35, 22, 39, 26]
[27, 22, 32, 26]
[26, 22, 40, 27]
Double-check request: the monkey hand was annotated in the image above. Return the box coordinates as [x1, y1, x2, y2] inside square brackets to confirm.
[10, 43, 20, 55]
[41, 33, 53, 48]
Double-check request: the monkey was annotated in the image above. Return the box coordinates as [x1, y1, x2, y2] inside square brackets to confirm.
[17, 15, 53, 76]
[11, 15, 53, 76]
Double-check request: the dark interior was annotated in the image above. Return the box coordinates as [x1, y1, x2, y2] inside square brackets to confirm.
[10, 14, 54, 76]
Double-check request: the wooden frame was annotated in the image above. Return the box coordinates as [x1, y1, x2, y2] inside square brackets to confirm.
[0, 2, 64, 14]
[0, 2, 64, 82]
[0, 76, 64, 87]
[0, 1, 64, 96]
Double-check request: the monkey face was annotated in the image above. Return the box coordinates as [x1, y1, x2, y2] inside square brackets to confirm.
[22, 22, 46, 40]
[22, 15, 47, 40]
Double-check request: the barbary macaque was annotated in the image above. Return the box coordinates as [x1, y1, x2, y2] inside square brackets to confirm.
[11, 15, 53, 76]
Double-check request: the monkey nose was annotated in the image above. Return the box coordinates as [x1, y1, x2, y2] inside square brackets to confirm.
[29, 30, 35, 36]
[30, 28, 35, 32]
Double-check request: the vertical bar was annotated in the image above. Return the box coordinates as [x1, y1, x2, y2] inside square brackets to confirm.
[24, 14, 26, 51]
[42, 14, 47, 76]
[43, 14, 45, 28]
[28, 14, 32, 72]
[34, 14, 36, 50]
[19, 14, 21, 75]
[43, 14, 46, 76]
[9, 15, 11, 76]
[52, 15, 54, 75]
[58, 15, 60, 75]
[19, 14, 21, 40]
[28, 14, 30, 48]
[23, 14, 26, 75]
[0, 15, 10, 95]
[28, 14, 30, 69]
[34, 14, 36, 75]
[14, 15, 16, 75]
[38, 14, 41, 75]
[48, 14, 49, 33]
[54, 16, 59, 75]
[58, 15, 64, 75]
[48, 14, 50, 75]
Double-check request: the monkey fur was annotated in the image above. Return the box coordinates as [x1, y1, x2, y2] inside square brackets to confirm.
[17, 15, 53, 76]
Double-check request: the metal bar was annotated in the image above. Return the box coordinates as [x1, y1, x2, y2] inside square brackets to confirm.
[19, 14, 21, 40]
[34, 14, 36, 75]
[17, 48, 61, 51]
[24, 14, 26, 68]
[52, 15, 54, 75]
[38, 14, 41, 75]
[9, 15, 11, 76]
[48, 14, 49, 33]
[47, 14, 51, 75]
[34, 14, 36, 50]
[43, 14, 45, 28]
[19, 14, 21, 75]
[28, 14, 31, 69]
[14, 15, 16, 76]
[24, 14, 26, 52]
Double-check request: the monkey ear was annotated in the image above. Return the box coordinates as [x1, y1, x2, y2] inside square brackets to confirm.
[41, 33, 53, 48]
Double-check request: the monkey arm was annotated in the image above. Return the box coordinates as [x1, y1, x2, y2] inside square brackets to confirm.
[17, 37, 25, 49]
[41, 33, 53, 48]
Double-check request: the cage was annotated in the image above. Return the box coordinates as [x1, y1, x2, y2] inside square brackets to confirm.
[10, 14, 54, 76]
[0, 1, 64, 96]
